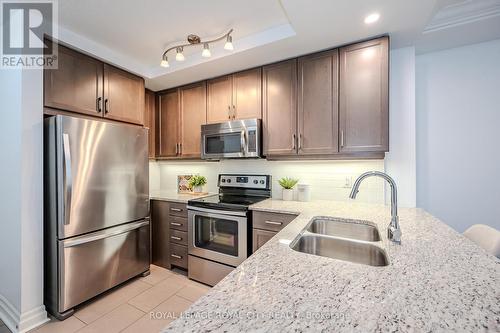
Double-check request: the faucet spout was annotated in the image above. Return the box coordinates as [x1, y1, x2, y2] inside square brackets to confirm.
[349, 171, 401, 244]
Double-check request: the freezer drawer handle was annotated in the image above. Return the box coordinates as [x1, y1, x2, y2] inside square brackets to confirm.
[62, 220, 149, 248]
[62, 133, 72, 225]
[171, 254, 182, 259]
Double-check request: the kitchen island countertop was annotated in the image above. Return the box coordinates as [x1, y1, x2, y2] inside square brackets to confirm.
[164, 199, 500, 332]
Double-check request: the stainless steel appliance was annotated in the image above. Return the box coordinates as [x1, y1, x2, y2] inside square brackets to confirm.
[187, 174, 271, 286]
[201, 118, 262, 160]
[44, 115, 150, 319]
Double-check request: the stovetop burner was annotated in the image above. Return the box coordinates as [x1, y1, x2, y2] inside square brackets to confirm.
[188, 174, 272, 212]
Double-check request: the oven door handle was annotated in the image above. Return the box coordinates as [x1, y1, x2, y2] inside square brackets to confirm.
[187, 205, 247, 217]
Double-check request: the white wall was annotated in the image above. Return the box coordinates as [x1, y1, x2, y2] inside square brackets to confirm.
[385, 46, 417, 208]
[0, 68, 48, 332]
[151, 159, 386, 204]
[416, 38, 500, 232]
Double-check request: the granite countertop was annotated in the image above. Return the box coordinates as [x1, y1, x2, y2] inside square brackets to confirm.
[165, 199, 500, 332]
[150, 190, 216, 203]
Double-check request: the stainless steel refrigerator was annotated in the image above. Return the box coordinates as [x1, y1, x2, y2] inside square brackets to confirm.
[44, 115, 150, 319]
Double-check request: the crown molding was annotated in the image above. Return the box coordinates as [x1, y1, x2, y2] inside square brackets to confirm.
[424, 0, 500, 33]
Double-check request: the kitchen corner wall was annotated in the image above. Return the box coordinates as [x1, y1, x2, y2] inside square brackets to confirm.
[150, 159, 386, 204]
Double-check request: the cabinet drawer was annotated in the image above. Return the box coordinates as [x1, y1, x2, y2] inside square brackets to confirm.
[169, 244, 187, 269]
[253, 211, 297, 232]
[169, 229, 187, 246]
[169, 202, 187, 217]
[252, 228, 276, 253]
[169, 216, 187, 232]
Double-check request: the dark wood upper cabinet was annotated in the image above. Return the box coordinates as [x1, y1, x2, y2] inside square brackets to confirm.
[158, 89, 180, 158]
[263, 59, 297, 156]
[44, 43, 103, 117]
[298, 50, 339, 155]
[207, 68, 262, 123]
[207, 75, 232, 123]
[103, 64, 145, 125]
[180, 82, 207, 158]
[339, 37, 389, 153]
[232, 68, 262, 120]
[44, 40, 145, 126]
[144, 89, 156, 159]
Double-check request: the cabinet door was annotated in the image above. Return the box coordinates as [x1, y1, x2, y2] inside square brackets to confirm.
[232, 68, 262, 120]
[158, 89, 180, 157]
[263, 60, 297, 156]
[207, 75, 232, 123]
[298, 50, 339, 155]
[180, 82, 207, 158]
[44, 43, 103, 116]
[103, 64, 145, 125]
[252, 229, 276, 252]
[339, 37, 389, 152]
[151, 200, 170, 269]
[144, 89, 156, 159]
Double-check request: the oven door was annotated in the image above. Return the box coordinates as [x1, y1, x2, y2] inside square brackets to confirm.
[188, 207, 247, 267]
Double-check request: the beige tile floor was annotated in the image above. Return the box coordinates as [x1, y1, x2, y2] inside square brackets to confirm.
[27, 265, 211, 333]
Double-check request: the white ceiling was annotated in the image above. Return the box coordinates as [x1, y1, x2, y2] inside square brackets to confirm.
[55, 0, 500, 91]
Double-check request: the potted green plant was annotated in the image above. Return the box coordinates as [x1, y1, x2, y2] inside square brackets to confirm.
[278, 177, 299, 201]
[188, 175, 207, 193]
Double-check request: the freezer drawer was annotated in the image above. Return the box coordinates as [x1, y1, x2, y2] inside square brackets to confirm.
[57, 220, 150, 313]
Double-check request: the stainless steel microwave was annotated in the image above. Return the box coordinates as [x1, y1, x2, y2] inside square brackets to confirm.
[201, 119, 262, 160]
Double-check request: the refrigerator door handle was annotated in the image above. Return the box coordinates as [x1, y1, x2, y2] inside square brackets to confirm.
[62, 133, 72, 226]
[62, 220, 149, 248]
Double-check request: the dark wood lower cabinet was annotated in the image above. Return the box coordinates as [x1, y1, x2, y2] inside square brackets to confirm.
[253, 229, 277, 252]
[151, 200, 188, 270]
[252, 211, 298, 252]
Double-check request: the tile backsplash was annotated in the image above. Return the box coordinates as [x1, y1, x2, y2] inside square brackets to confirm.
[149, 159, 386, 204]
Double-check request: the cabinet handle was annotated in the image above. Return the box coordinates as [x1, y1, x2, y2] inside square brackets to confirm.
[170, 222, 182, 226]
[170, 208, 182, 212]
[292, 134, 296, 150]
[340, 130, 344, 148]
[298, 134, 302, 150]
[228, 105, 231, 120]
[104, 99, 109, 114]
[179, 143, 182, 155]
[170, 236, 182, 241]
[170, 254, 182, 259]
[265, 220, 283, 226]
[232, 105, 236, 120]
[96, 97, 102, 113]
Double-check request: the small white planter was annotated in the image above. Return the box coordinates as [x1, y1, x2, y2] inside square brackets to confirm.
[282, 189, 294, 201]
[192, 185, 203, 193]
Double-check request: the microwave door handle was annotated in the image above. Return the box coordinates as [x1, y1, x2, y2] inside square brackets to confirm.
[240, 130, 246, 155]
[62, 133, 72, 225]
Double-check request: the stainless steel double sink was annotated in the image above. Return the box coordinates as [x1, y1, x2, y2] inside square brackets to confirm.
[290, 217, 389, 267]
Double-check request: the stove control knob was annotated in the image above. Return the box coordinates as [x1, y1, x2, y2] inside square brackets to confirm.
[227, 179, 231, 183]
[221, 179, 226, 183]
[260, 180, 265, 184]
[253, 180, 258, 184]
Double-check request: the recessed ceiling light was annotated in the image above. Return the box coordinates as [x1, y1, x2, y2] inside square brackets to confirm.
[364, 13, 380, 24]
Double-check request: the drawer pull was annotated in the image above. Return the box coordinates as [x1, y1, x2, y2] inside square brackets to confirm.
[171, 254, 182, 259]
[170, 208, 182, 212]
[170, 222, 182, 226]
[170, 236, 182, 241]
[265, 220, 283, 226]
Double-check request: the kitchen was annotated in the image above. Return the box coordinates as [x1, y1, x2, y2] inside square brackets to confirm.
[0, 0, 499, 333]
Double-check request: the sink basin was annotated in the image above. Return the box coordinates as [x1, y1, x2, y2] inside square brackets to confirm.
[291, 234, 389, 267]
[307, 217, 381, 242]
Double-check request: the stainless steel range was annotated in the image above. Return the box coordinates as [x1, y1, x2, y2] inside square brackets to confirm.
[187, 174, 271, 286]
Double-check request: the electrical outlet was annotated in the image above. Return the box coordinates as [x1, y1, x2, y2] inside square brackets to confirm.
[344, 176, 352, 188]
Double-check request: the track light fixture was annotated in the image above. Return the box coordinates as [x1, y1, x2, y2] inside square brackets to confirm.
[160, 29, 233, 67]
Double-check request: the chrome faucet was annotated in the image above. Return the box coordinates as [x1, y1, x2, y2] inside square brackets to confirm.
[349, 171, 401, 244]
